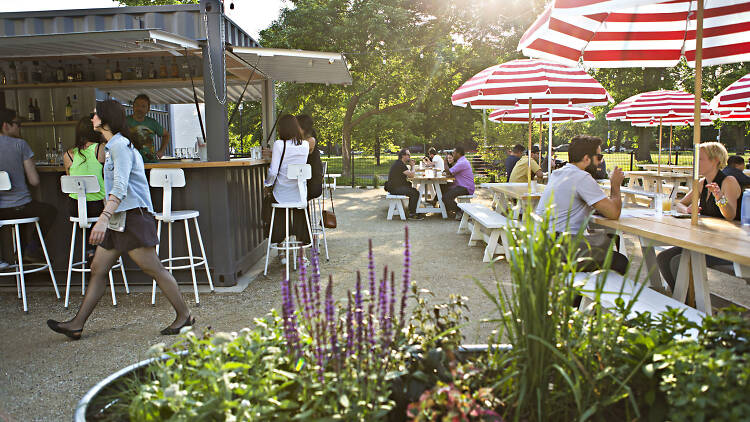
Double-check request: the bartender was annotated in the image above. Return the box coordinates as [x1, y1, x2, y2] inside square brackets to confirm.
[126, 94, 170, 163]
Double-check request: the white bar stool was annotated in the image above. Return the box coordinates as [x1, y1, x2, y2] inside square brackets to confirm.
[61, 175, 129, 308]
[0, 171, 59, 312]
[307, 161, 330, 260]
[264, 164, 314, 280]
[149, 168, 214, 306]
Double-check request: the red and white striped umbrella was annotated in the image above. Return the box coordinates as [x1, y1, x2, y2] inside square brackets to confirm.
[710, 73, 750, 112]
[488, 106, 594, 123]
[451, 59, 611, 109]
[605, 90, 711, 122]
[518, 0, 750, 68]
[714, 110, 750, 121]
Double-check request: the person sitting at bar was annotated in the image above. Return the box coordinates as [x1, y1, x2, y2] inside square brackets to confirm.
[509, 145, 543, 183]
[264, 115, 314, 249]
[723, 155, 750, 188]
[296, 114, 323, 200]
[48, 100, 193, 339]
[535, 135, 628, 275]
[657, 142, 743, 293]
[504, 144, 524, 181]
[385, 149, 423, 220]
[126, 94, 169, 162]
[0, 108, 57, 262]
[63, 117, 106, 216]
[443, 146, 475, 219]
[422, 147, 445, 171]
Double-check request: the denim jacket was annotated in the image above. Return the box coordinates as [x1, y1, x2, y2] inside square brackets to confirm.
[103, 133, 154, 213]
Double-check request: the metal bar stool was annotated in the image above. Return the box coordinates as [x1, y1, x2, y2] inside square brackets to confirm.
[307, 162, 330, 260]
[0, 171, 58, 312]
[61, 175, 129, 308]
[264, 164, 314, 280]
[149, 168, 214, 306]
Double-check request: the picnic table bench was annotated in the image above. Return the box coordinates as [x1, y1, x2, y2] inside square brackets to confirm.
[456, 203, 510, 262]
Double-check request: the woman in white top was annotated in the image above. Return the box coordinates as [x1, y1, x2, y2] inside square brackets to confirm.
[264, 114, 312, 245]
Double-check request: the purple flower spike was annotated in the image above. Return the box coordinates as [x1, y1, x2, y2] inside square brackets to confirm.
[326, 275, 337, 360]
[345, 291, 354, 357]
[355, 271, 364, 355]
[400, 227, 411, 325]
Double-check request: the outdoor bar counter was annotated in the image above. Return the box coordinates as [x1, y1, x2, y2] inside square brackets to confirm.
[35, 159, 269, 287]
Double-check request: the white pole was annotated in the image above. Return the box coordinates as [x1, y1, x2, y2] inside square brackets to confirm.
[548, 111, 553, 174]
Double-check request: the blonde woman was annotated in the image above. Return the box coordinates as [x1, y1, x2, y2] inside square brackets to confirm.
[657, 142, 743, 291]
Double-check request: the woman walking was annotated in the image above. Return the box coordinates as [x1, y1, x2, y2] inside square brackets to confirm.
[48, 100, 192, 340]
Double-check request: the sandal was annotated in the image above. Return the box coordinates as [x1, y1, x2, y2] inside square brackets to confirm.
[160, 315, 195, 336]
[47, 319, 82, 340]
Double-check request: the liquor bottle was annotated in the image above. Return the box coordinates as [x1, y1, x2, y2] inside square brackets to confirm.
[71, 94, 80, 119]
[57, 137, 64, 165]
[134, 59, 144, 79]
[148, 62, 157, 79]
[66, 64, 75, 82]
[56, 60, 65, 82]
[104, 60, 113, 81]
[31, 61, 43, 83]
[113, 61, 123, 81]
[74, 64, 83, 81]
[65, 96, 73, 121]
[17, 62, 27, 84]
[34, 99, 41, 122]
[158, 58, 168, 78]
[45, 143, 51, 164]
[87, 59, 97, 81]
[169, 57, 179, 78]
[182, 61, 191, 80]
[8, 62, 17, 84]
[0, 66, 6, 85]
[28, 98, 35, 121]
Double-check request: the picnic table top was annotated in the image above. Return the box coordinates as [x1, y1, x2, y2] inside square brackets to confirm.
[591, 209, 750, 266]
[639, 164, 693, 172]
[488, 183, 545, 199]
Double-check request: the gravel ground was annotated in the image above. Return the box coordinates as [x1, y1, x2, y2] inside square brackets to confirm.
[1, 187, 747, 421]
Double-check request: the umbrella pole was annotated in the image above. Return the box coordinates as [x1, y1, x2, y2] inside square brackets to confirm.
[658, 118, 663, 182]
[669, 125, 673, 164]
[548, 111, 553, 174]
[528, 98, 533, 193]
[483, 109, 487, 144]
[691, 0, 704, 226]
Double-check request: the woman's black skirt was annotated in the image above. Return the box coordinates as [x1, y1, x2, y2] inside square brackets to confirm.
[100, 208, 159, 253]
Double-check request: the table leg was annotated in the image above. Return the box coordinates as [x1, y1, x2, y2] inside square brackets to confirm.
[638, 236, 663, 289]
[690, 251, 711, 314]
[434, 182, 448, 219]
[673, 251, 692, 303]
[734, 263, 750, 278]
[414, 182, 425, 213]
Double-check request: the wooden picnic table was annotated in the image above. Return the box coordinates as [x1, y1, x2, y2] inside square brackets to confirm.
[591, 209, 750, 315]
[639, 164, 693, 174]
[409, 174, 454, 218]
[485, 182, 545, 218]
[624, 171, 692, 201]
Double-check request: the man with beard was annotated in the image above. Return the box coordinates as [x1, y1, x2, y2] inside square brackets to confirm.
[535, 135, 628, 274]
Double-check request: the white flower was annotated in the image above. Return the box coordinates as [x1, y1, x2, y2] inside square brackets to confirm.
[147, 343, 166, 356]
[241, 399, 251, 407]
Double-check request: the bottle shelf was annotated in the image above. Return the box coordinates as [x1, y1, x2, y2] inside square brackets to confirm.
[0, 78, 206, 91]
[22, 121, 79, 127]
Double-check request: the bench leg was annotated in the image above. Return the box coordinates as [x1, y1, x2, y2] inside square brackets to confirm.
[387, 201, 395, 220]
[499, 229, 511, 258]
[468, 223, 481, 247]
[397, 200, 406, 220]
[457, 211, 470, 234]
[483, 230, 501, 262]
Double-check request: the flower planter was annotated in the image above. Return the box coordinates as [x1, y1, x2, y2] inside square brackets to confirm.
[75, 345, 510, 421]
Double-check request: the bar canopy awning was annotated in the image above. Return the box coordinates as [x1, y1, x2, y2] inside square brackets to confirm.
[0, 29, 199, 58]
[229, 47, 353, 86]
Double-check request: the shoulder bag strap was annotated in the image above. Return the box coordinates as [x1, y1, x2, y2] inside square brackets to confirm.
[271, 140, 287, 190]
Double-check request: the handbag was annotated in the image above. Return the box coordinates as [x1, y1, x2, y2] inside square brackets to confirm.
[322, 188, 337, 229]
[262, 141, 286, 235]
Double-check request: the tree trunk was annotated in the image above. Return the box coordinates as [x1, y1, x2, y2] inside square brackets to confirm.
[615, 129, 623, 150]
[734, 125, 745, 153]
[636, 126, 653, 161]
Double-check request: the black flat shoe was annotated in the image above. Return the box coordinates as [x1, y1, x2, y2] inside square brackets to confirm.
[160, 315, 195, 336]
[47, 319, 82, 340]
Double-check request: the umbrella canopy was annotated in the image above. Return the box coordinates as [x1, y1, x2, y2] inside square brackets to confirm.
[605, 90, 711, 122]
[710, 72, 750, 112]
[451, 59, 612, 109]
[518, 0, 750, 68]
[714, 110, 750, 121]
[488, 106, 594, 123]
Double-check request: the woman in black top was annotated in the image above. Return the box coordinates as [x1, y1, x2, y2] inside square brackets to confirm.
[297, 114, 323, 200]
[657, 142, 743, 291]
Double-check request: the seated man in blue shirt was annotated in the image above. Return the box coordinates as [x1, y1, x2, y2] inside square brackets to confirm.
[723, 155, 750, 189]
[504, 144, 524, 181]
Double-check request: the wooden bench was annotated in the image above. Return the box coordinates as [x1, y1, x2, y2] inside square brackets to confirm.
[574, 272, 706, 326]
[456, 203, 510, 262]
[456, 194, 474, 203]
[384, 194, 407, 220]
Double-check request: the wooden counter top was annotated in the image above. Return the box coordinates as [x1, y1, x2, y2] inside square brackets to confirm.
[37, 158, 270, 173]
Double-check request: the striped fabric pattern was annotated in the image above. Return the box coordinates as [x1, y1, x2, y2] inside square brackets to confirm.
[709, 73, 750, 111]
[518, 0, 750, 68]
[605, 90, 712, 123]
[714, 110, 750, 120]
[488, 106, 595, 123]
[451, 59, 612, 109]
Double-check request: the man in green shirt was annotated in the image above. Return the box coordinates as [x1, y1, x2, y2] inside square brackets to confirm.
[126, 94, 170, 162]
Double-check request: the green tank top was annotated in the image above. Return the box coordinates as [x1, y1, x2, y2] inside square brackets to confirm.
[68, 143, 106, 201]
